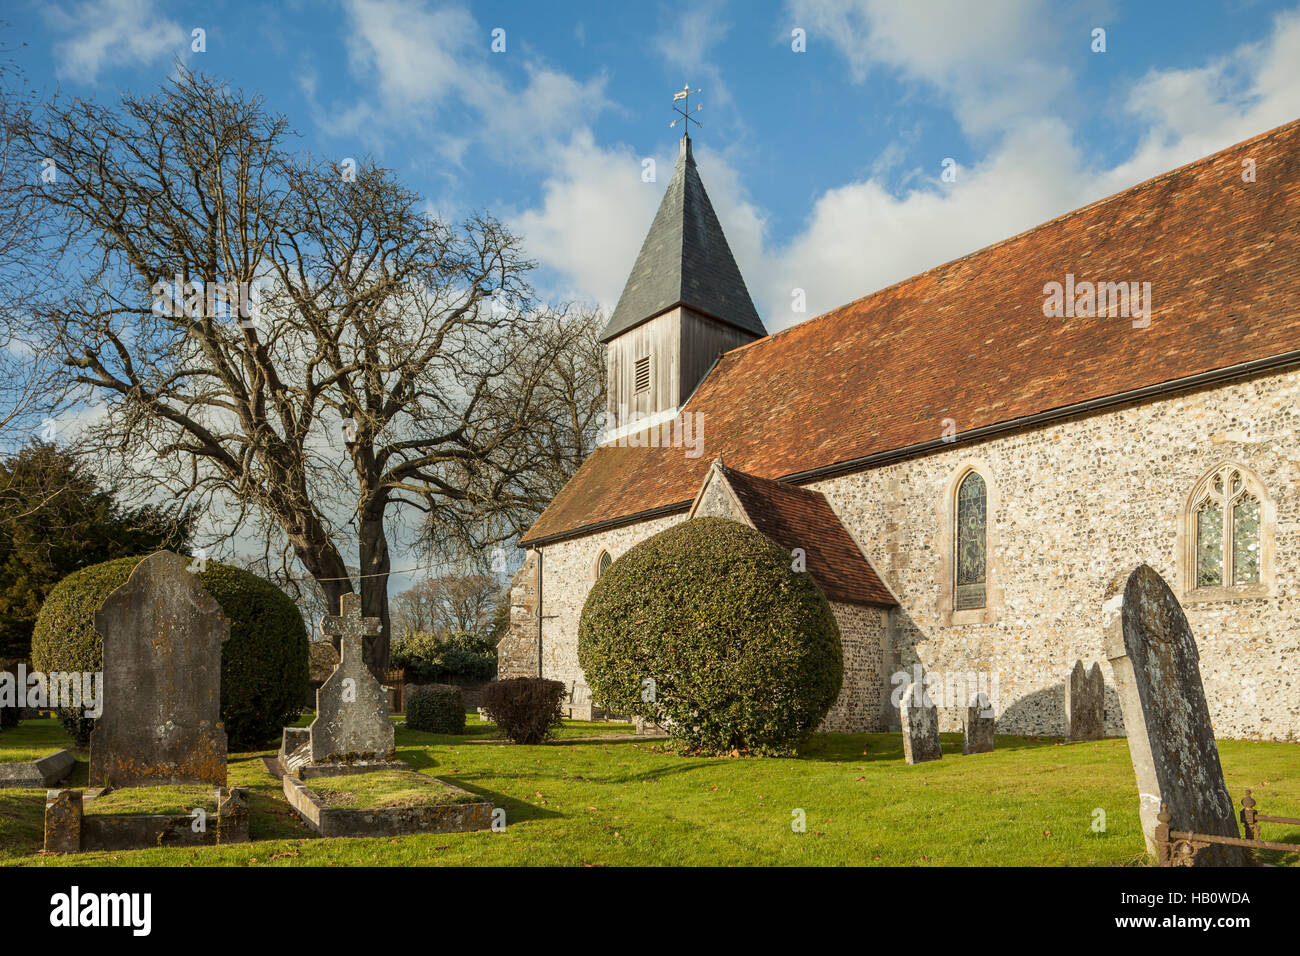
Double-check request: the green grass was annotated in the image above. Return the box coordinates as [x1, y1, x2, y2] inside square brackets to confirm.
[304, 770, 479, 809]
[0, 720, 79, 763]
[1, 716, 1297, 866]
[83, 786, 219, 816]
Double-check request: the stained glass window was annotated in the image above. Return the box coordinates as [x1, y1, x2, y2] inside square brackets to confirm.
[955, 471, 987, 610]
[597, 551, 612, 579]
[1196, 501, 1223, 588]
[1232, 494, 1261, 586]
[1191, 466, 1266, 593]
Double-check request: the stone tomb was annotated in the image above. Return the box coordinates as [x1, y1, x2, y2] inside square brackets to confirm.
[43, 786, 249, 853]
[1104, 564, 1246, 866]
[278, 595, 493, 838]
[961, 694, 995, 754]
[1065, 660, 1105, 742]
[900, 681, 942, 764]
[281, 772, 492, 838]
[89, 551, 228, 788]
[279, 594, 405, 778]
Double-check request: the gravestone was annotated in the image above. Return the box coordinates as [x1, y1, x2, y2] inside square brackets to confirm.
[1065, 660, 1105, 741]
[89, 551, 228, 788]
[961, 693, 995, 754]
[1103, 564, 1245, 865]
[310, 594, 394, 763]
[900, 681, 942, 764]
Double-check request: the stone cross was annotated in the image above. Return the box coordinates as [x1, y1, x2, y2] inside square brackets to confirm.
[1103, 564, 1245, 865]
[900, 681, 942, 764]
[961, 693, 995, 754]
[309, 594, 393, 764]
[89, 551, 229, 788]
[1065, 660, 1105, 741]
[321, 593, 381, 654]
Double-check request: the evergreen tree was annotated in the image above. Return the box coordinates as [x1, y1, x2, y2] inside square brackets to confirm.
[0, 442, 190, 657]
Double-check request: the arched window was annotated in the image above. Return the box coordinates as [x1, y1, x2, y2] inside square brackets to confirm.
[1188, 464, 1265, 593]
[954, 471, 987, 610]
[596, 550, 612, 579]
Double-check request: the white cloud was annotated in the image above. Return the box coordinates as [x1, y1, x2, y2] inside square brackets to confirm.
[326, 0, 609, 165]
[512, 133, 665, 307]
[519, 5, 1300, 334]
[743, 2, 1300, 326]
[342, 0, 476, 109]
[787, 0, 1074, 135]
[45, 0, 187, 84]
[1102, 7, 1300, 191]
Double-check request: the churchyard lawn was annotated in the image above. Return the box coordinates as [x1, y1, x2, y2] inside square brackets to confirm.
[1, 716, 1296, 867]
[0, 720, 72, 764]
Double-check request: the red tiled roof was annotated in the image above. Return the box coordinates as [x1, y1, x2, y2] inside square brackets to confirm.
[715, 465, 895, 607]
[522, 118, 1300, 546]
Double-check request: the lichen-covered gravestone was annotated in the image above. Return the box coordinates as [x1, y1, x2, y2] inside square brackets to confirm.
[1065, 660, 1105, 741]
[961, 693, 995, 754]
[309, 594, 394, 764]
[1104, 564, 1245, 865]
[89, 551, 228, 788]
[900, 681, 942, 764]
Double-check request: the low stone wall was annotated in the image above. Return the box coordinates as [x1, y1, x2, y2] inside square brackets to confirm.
[281, 773, 493, 837]
[43, 786, 249, 853]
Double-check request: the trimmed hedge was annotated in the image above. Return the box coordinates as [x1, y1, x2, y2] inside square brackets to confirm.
[389, 631, 496, 683]
[480, 677, 564, 744]
[404, 683, 466, 734]
[30, 555, 309, 750]
[578, 517, 843, 755]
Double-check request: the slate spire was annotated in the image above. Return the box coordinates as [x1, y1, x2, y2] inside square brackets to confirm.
[600, 135, 765, 343]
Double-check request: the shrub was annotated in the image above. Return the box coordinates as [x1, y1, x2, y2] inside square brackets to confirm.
[578, 517, 843, 755]
[404, 683, 466, 734]
[30, 555, 309, 749]
[390, 630, 496, 683]
[480, 677, 565, 744]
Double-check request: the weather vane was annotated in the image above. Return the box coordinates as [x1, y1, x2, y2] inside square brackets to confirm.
[670, 83, 703, 135]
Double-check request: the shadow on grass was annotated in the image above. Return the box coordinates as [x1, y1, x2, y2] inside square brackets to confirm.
[797, 732, 1067, 763]
[436, 781, 561, 824]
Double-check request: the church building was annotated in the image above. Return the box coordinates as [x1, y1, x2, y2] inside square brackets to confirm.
[500, 119, 1300, 741]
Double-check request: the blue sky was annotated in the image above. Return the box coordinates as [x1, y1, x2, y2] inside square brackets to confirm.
[10, 0, 1300, 330]
[7, 0, 1300, 593]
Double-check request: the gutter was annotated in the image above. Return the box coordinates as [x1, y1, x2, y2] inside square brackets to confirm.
[521, 348, 1300, 548]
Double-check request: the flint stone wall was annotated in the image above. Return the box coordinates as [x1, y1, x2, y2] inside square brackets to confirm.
[528, 368, 1300, 740]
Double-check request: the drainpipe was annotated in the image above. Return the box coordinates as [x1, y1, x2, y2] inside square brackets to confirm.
[535, 548, 544, 678]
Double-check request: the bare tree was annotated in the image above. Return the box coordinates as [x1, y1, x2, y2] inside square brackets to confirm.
[17, 69, 580, 673]
[423, 304, 607, 557]
[0, 24, 61, 451]
[390, 572, 501, 638]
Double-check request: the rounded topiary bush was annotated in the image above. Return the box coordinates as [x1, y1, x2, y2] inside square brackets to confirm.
[404, 683, 466, 734]
[31, 555, 309, 750]
[579, 517, 843, 755]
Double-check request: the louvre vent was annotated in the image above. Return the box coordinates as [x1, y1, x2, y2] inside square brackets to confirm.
[634, 355, 651, 393]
